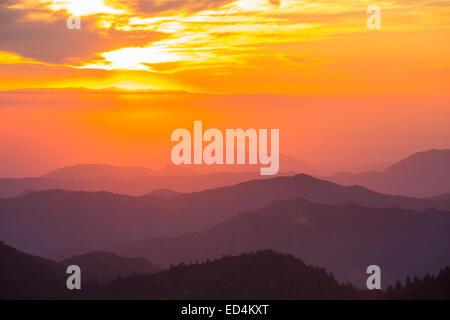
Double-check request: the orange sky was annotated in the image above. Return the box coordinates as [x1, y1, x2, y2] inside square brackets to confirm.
[0, 0, 449, 177]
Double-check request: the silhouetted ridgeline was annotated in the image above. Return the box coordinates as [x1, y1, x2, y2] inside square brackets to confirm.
[98, 250, 363, 300]
[2, 174, 450, 259]
[386, 268, 450, 300]
[0, 242, 161, 298]
[330, 149, 450, 197]
[2, 149, 449, 198]
[0, 241, 66, 299]
[0, 169, 272, 198]
[61, 251, 160, 282]
[1, 242, 449, 300]
[112, 198, 450, 287]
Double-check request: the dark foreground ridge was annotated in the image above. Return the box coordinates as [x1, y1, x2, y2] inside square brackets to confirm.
[61, 251, 160, 282]
[98, 250, 362, 300]
[1, 241, 449, 300]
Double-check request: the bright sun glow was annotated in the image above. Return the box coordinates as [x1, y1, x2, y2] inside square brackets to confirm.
[106, 80, 161, 90]
[1, 0, 449, 93]
[47, 0, 125, 16]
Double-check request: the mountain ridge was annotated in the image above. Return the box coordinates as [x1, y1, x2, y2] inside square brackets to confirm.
[0, 242, 364, 299]
[111, 198, 450, 286]
[61, 251, 160, 282]
[330, 149, 450, 197]
[2, 173, 450, 258]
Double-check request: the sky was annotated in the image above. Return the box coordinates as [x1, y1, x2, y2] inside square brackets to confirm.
[0, 0, 449, 177]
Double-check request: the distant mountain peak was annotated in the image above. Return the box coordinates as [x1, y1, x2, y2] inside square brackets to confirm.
[330, 149, 450, 197]
[385, 149, 450, 172]
[42, 164, 155, 180]
[146, 188, 181, 198]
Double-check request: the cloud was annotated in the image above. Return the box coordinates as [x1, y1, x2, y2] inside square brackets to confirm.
[0, 0, 449, 93]
[0, 2, 162, 63]
[426, 1, 450, 6]
[122, 0, 237, 15]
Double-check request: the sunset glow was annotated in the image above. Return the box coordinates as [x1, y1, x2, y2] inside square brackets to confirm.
[1, 0, 448, 92]
[0, 0, 449, 176]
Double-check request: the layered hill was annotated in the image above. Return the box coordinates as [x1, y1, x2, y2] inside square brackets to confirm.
[0, 243, 363, 299]
[99, 250, 362, 300]
[112, 198, 450, 287]
[330, 149, 450, 197]
[1, 174, 450, 258]
[61, 251, 160, 282]
[0, 171, 271, 198]
[0, 241, 66, 299]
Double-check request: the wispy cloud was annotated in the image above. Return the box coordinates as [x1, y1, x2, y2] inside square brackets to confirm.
[0, 0, 449, 93]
